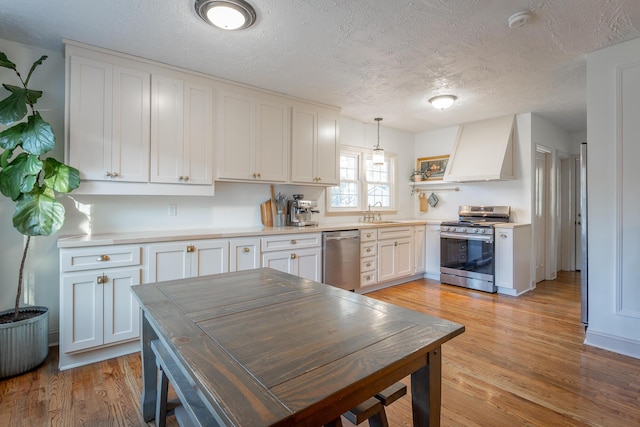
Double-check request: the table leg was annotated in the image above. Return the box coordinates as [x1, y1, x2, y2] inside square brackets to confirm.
[411, 347, 442, 427]
[141, 311, 158, 422]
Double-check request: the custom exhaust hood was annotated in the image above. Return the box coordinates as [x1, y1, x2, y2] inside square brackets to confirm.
[443, 115, 516, 182]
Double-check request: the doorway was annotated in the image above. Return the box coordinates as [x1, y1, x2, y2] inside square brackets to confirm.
[535, 146, 551, 283]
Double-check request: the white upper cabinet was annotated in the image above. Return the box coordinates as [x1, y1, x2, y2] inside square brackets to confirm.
[68, 54, 150, 183]
[291, 105, 339, 186]
[151, 74, 213, 185]
[217, 90, 289, 182]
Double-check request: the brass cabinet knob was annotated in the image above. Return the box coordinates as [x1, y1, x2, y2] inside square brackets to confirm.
[366, 248, 371, 253]
[104, 171, 112, 177]
[96, 275, 108, 284]
[242, 247, 250, 253]
[365, 275, 371, 281]
[111, 172, 119, 177]
[97, 255, 110, 261]
[291, 239, 297, 244]
[290, 253, 297, 259]
[186, 245, 195, 253]
[179, 176, 184, 180]
[366, 262, 371, 267]
[183, 176, 189, 181]
[366, 233, 371, 238]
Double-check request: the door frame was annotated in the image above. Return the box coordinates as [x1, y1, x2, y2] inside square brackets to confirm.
[535, 145, 553, 282]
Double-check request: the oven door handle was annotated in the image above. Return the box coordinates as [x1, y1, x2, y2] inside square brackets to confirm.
[440, 232, 494, 243]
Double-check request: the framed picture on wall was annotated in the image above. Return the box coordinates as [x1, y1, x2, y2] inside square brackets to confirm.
[417, 155, 449, 181]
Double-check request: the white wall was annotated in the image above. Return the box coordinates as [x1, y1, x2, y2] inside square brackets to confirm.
[0, 38, 416, 342]
[413, 113, 533, 223]
[585, 37, 640, 358]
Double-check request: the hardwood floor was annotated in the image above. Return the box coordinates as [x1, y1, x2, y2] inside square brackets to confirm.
[1, 271, 639, 426]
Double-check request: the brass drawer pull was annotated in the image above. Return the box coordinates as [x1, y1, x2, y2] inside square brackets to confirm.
[97, 275, 108, 284]
[290, 253, 297, 259]
[291, 240, 297, 245]
[366, 248, 371, 253]
[366, 262, 371, 267]
[97, 255, 110, 262]
[242, 247, 250, 253]
[186, 245, 195, 253]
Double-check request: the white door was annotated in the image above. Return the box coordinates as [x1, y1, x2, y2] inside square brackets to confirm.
[377, 239, 397, 282]
[535, 149, 550, 283]
[61, 272, 104, 353]
[291, 107, 316, 184]
[395, 238, 414, 278]
[262, 251, 294, 275]
[147, 241, 190, 282]
[151, 75, 184, 183]
[316, 113, 339, 185]
[183, 82, 213, 185]
[575, 156, 583, 271]
[255, 99, 289, 182]
[414, 226, 426, 274]
[294, 248, 322, 281]
[217, 91, 255, 180]
[103, 267, 141, 345]
[193, 240, 229, 277]
[229, 238, 261, 271]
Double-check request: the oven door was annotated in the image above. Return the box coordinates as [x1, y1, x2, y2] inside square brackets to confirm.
[440, 232, 494, 282]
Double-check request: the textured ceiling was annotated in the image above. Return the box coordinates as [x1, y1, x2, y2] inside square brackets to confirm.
[2, 0, 640, 133]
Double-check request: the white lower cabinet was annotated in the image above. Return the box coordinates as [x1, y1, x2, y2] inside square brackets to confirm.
[495, 225, 532, 295]
[414, 225, 426, 274]
[229, 238, 261, 271]
[261, 233, 322, 281]
[60, 245, 142, 354]
[376, 227, 414, 283]
[147, 239, 229, 282]
[425, 224, 441, 279]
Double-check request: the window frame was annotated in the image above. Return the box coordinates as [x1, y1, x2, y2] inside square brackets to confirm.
[326, 145, 397, 214]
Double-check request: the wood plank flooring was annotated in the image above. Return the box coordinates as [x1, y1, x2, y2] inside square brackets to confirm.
[1, 271, 639, 426]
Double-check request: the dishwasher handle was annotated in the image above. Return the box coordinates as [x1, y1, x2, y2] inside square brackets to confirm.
[325, 235, 359, 241]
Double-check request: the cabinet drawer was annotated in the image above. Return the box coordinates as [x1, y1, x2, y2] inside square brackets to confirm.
[361, 242, 377, 257]
[377, 226, 413, 240]
[261, 233, 321, 252]
[360, 256, 376, 273]
[360, 229, 377, 241]
[61, 245, 141, 272]
[361, 271, 377, 287]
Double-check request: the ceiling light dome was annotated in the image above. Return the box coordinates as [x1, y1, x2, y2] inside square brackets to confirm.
[195, 0, 256, 30]
[429, 95, 457, 110]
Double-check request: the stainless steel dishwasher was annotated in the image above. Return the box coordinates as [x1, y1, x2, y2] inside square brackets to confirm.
[322, 230, 360, 291]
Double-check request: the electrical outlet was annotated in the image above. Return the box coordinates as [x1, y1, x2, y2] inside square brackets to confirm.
[168, 204, 177, 216]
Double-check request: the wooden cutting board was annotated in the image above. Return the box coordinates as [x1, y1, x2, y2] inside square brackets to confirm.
[260, 200, 273, 226]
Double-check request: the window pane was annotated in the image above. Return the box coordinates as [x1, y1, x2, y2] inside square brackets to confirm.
[340, 153, 358, 181]
[367, 184, 390, 207]
[330, 181, 358, 208]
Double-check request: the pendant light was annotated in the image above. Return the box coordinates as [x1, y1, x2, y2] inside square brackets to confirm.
[373, 117, 385, 165]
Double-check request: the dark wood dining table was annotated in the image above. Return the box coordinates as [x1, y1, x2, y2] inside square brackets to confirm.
[131, 268, 464, 426]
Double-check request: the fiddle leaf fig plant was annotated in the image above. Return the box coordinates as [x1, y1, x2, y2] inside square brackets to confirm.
[0, 51, 80, 322]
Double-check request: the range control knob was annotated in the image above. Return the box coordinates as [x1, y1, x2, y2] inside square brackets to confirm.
[470, 228, 478, 233]
[479, 229, 486, 234]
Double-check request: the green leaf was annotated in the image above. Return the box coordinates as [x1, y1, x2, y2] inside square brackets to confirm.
[0, 147, 14, 167]
[25, 56, 47, 87]
[0, 122, 27, 150]
[43, 157, 80, 193]
[0, 52, 16, 70]
[0, 152, 42, 200]
[21, 112, 54, 155]
[13, 190, 65, 236]
[0, 84, 28, 125]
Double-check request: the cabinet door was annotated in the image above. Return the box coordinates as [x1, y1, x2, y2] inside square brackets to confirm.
[147, 242, 190, 282]
[183, 82, 214, 185]
[68, 55, 113, 181]
[103, 267, 141, 345]
[255, 99, 289, 182]
[315, 112, 339, 185]
[262, 251, 294, 275]
[426, 225, 441, 277]
[111, 66, 150, 182]
[61, 272, 104, 353]
[495, 228, 514, 288]
[291, 107, 316, 184]
[395, 237, 414, 278]
[229, 238, 261, 272]
[193, 240, 229, 277]
[294, 248, 322, 281]
[217, 91, 255, 180]
[377, 239, 397, 282]
[151, 75, 184, 183]
[414, 226, 426, 274]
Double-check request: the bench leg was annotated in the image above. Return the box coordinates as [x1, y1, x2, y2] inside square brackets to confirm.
[155, 366, 169, 427]
[368, 408, 389, 427]
[141, 311, 158, 422]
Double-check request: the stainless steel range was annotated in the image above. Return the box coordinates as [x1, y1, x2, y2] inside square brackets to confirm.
[440, 205, 510, 293]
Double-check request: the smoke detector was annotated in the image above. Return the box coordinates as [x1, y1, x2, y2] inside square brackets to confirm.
[508, 11, 531, 28]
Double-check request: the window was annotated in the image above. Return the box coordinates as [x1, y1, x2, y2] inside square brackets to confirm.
[328, 146, 396, 213]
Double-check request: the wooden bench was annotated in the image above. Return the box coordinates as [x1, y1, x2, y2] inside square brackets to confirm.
[325, 382, 408, 427]
[150, 340, 221, 427]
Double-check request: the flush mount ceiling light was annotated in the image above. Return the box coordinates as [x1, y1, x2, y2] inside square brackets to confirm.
[195, 0, 256, 30]
[429, 95, 457, 110]
[373, 118, 385, 165]
[508, 11, 531, 28]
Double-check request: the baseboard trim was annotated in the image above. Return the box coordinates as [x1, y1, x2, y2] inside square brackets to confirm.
[585, 329, 640, 359]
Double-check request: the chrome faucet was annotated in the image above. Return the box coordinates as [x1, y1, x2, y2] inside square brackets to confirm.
[362, 201, 383, 222]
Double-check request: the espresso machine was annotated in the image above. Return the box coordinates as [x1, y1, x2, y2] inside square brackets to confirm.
[287, 194, 319, 226]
